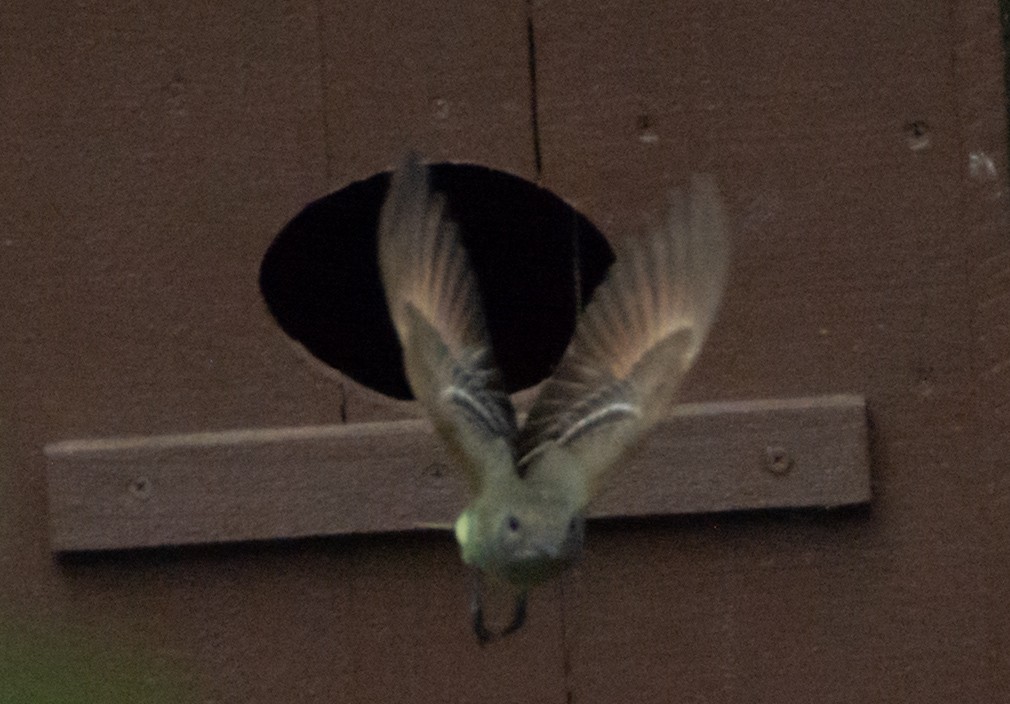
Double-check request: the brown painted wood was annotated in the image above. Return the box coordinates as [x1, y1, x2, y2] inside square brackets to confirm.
[46, 395, 869, 552]
[535, 2, 1009, 703]
[956, 0, 1010, 698]
[3, 0, 1008, 702]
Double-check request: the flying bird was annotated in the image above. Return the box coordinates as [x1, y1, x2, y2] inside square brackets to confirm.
[377, 153, 729, 642]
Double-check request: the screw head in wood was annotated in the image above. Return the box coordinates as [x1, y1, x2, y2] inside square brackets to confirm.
[764, 446, 793, 475]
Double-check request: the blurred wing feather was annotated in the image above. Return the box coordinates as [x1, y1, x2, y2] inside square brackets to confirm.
[517, 175, 729, 497]
[378, 154, 517, 488]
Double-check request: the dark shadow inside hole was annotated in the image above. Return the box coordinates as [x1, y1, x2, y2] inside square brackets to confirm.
[259, 162, 614, 400]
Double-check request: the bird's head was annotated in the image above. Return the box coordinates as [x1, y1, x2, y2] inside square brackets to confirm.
[454, 482, 585, 589]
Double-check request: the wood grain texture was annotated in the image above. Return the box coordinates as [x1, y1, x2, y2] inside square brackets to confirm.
[955, 0, 1010, 699]
[1, 2, 558, 703]
[2, 1, 1008, 702]
[46, 395, 869, 552]
[533, 1, 1006, 703]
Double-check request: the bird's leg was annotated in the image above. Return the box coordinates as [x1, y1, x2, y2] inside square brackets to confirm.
[470, 572, 528, 644]
[501, 591, 528, 637]
[470, 573, 496, 644]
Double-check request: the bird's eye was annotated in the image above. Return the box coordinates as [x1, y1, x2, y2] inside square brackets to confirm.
[507, 515, 520, 533]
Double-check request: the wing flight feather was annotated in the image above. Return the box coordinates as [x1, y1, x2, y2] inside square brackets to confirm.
[378, 154, 517, 488]
[517, 175, 729, 496]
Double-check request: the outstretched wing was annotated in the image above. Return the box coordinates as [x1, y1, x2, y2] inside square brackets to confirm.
[516, 175, 729, 499]
[378, 154, 518, 490]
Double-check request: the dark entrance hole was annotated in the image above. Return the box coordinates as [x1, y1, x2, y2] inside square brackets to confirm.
[259, 162, 614, 400]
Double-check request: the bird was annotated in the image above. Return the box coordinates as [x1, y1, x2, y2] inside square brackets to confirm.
[377, 153, 729, 642]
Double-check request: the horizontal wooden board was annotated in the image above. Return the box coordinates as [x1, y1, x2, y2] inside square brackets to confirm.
[45, 394, 870, 552]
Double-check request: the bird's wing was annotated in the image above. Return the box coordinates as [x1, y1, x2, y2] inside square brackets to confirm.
[516, 175, 729, 499]
[378, 154, 518, 490]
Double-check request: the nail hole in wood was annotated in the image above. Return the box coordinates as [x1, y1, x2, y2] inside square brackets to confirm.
[129, 477, 152, 500]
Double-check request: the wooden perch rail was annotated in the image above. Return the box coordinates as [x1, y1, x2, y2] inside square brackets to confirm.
[44, 394, 871, 553]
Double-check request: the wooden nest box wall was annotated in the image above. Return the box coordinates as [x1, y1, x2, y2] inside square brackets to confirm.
[2, 1, 1009, 702]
